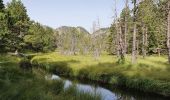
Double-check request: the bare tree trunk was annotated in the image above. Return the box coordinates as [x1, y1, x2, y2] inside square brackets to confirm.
[118, 23, 125, 63]
[114, 0, 120, 57]
[111, 28, 116, 54]
[132, 23, 137, 64]
[124, 0, 128, 54]
[157, 48, 161, 57]
[136, 39, 139, 59]
[142, 25, 145, 58]
[124, 21, 128, 54]
[92, 21, 100, 60]
[167, 3, 170, 63]
[145, 28, 148, 55]
[142, 25, 147, 58]
[132, 0, 137, 64]
[116, 30, 120, 57]
[92, 36, 100, 60]
[94, 48, 99, 60]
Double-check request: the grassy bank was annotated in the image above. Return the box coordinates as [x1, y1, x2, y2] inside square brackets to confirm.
[31, 52, 170, 97]
[0, 54, 101, 100]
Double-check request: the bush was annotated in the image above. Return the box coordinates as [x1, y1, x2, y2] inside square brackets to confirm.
[19, 58, 32, 71]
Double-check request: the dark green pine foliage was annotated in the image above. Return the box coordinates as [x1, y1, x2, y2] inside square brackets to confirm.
[24, 22, 55, 52]
[0, 0, 9, 52]
[120, 7, 133, 54]
[107, 23, 117, 54]
[0, 0, 4, 12]
[6, 0, 30, 52]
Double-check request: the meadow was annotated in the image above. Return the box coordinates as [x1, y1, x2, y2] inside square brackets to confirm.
[31, 52, 170, 97]
[1, 0, 170, 99]
[0, 54, 101, 100]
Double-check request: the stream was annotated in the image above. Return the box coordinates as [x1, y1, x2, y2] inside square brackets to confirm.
[48, 75, 169, 100]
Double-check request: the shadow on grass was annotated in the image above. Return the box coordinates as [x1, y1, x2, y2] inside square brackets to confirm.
[0, 62, 19, 68]
[34, 61, 75, 77]
[67, 60, 80, 63]
[146, 59, 170, 71]
[145, 58, 169, 67]
[97, 62, 118, 68]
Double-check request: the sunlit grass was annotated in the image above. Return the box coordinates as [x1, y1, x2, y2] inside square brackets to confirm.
[31, 52, 170, 80]
[31, 52, 170, 96]
[31, 52, 116, 72]
[1, 53, 170, 96]
[0, 54, 102, 100]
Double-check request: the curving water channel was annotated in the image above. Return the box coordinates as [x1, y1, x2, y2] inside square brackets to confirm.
[48, 75, 169, 100]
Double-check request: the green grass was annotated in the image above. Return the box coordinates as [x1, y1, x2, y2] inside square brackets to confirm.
[31, 52, 170, 96]
[0, 54, 101, 100]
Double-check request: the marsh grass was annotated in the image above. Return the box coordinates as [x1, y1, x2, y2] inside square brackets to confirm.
[0, 54, 102, 100]
[57, 85, 101, 100]
[31, 52, 170, 96]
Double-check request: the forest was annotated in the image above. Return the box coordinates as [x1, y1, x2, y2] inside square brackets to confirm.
[0, 0, 170, 100]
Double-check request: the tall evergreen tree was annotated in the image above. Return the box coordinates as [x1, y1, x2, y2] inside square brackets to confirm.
[6, 0, 30, 52]
[0, 0, 9, 52]
[0, 0, 4, 11]
[24, 22, 55, 52]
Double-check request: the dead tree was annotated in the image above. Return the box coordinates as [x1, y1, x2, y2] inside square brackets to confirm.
[112, 0, 125, 63]
[132, 0, 138, 64]
[132, 24, 137, 63]
[142, 25, 148, 58]
[117, 21, 125, 63]
[167, 1, 170, 63]
[145, 27, 148, 55]
[113, 0, 120, 57]
[92, 21, 100, 60]
[124, 0, 129, 54]
[70, 29, 77, 55]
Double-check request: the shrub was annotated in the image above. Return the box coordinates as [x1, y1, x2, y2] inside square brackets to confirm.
[19, 58, 32, 71]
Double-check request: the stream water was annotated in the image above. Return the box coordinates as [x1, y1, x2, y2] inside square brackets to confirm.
[49, 75, 169, 100]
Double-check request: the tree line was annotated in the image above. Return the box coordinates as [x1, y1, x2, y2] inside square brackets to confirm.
[1, 0, 170, 64]
[0, 0, 55, 53]
[108, 0, 170, 64]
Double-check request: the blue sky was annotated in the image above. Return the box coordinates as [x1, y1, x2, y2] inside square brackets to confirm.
[3, 0, 127, 32]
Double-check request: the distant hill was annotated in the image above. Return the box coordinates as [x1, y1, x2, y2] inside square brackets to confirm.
[92, 28, 110, 37]
[76, 26, 90, 35]
[56, 26, 110, 40]
[56, 26, 90, 35]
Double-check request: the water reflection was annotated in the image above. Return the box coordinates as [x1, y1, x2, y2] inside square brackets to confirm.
[50, 75, 169, 100]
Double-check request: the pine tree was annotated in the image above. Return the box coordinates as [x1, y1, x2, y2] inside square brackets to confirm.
[6, 0, 30, 51]
[0, 0, 4, 12]
[0, 0, 9, 52]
